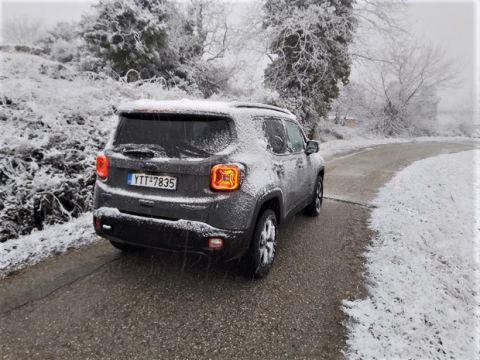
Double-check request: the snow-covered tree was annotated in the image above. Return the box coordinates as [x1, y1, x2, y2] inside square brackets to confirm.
[374, 43, 457, 135]
[39, 22, 84, 63]
[330, 82, 368, 125]
[78, 0, 230, 96]
[80, 0, 174, 79]
[263, 0, 355, 134]
[171, 0, 232, 97]
[2, 17, 45, 45]
[362, 41, 457, 135]
[351, 0, 406, 63]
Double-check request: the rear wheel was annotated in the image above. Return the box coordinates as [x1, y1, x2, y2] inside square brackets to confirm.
[244, 209, 278, 278]
[304, 175, 323, 216]
[109, 240, 140, 252]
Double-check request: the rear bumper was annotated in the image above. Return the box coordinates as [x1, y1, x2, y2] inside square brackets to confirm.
[93, 207, 250, 261]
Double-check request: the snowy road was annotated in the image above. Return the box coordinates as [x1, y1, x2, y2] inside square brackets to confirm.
[0, 140, 477, 359]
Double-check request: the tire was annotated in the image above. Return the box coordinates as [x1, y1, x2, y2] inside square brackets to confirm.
[244, 209, 278, 278]
[304, 175, 323, 217]
[109, 240, 140, 252]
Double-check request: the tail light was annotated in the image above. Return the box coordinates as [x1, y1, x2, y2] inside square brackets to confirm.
[210, 164, 241, 191]
[96, 154, 109, 180]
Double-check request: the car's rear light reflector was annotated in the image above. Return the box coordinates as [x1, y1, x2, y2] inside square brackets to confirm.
[208, 237, 224, 250]
[210, 164, 240, 191]
[94, 217, 101, 231]
[96, 153, 109, 180]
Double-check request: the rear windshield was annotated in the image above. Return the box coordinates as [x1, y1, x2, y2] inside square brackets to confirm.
[113, 113, 232, 158]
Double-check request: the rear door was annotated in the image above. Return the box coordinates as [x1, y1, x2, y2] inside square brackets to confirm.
[260, 117, 299, 216]
[102, 113, 234, 221]
[284, 120, 310, 206]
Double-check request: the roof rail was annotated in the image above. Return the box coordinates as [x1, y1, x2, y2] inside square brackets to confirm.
[230, 102, 294, 117]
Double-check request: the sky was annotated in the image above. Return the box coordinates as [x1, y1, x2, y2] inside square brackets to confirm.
[1, 0, 478, 118]
[401, 1, 476, 116]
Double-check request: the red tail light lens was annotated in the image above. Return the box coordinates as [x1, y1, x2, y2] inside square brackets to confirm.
[208, 237, 224, 250]
[210, 164, 241, 191]
[96, 154, 109, 180]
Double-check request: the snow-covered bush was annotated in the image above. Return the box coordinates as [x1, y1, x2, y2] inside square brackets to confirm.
[0, 51, 191, 242]
[49, 40, 78, 63]
[39, 22, 83, 63]
[191, 62, 231, 98]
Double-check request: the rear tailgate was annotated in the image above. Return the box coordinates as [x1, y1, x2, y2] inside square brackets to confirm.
[97, 113, 235, 222]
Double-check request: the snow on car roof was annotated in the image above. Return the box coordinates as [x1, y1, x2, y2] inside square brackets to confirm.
[117, 99, 296, 120]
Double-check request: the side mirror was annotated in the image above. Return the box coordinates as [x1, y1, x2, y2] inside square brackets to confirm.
[305, 140, 319, 155]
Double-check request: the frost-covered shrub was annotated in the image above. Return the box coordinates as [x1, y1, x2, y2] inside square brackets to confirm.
[39, 22, 84, 63]
[192, 62, 231, 98]
[0, 52, 191, 242]
[49, 39, 81, 63]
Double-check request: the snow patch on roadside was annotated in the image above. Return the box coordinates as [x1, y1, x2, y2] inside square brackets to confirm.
[343, 150, 480, 359]
[0, 213, 96, 278]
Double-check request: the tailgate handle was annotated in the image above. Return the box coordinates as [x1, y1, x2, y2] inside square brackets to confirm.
[139, 199, 155, 207]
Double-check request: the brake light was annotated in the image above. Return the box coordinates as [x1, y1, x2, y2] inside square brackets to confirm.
[210, 164, 241, 191]
[96, 154, 109, 180]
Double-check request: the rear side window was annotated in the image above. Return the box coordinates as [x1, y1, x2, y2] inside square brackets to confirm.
[113, 113, 232, 157]
[262, 118, 288, 154]
[285, 121, 305, 153]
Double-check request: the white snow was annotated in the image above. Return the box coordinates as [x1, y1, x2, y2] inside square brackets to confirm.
[118, 99, 232, 115]
[343, 150, 480, 359]
[0, 213, 96, 278]
[117, 99, 296, 120]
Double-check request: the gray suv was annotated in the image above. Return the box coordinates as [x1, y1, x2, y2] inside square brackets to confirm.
[93, 100, 324, 278]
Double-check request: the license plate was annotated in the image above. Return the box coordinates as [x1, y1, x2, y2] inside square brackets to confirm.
[127, 173, 177, 190]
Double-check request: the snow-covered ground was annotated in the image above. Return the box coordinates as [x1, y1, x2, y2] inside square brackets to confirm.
[0, 213, 95, 278]
[343, 149, 479, 359]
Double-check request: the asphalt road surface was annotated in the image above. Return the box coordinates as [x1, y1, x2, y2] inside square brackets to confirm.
[0, 140, 477, 360]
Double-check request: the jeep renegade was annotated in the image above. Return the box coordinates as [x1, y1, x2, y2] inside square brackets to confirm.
[93, 100, 324, 278]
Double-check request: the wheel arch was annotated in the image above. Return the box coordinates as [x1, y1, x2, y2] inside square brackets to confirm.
[319, 166, 325, 179]
[249, 190, 284, 236]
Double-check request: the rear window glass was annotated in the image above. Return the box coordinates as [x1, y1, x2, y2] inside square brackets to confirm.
[113, 113, 232, 158]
